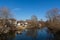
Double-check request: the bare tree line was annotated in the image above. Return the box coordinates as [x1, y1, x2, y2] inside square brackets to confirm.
[46, 8, 60, 40]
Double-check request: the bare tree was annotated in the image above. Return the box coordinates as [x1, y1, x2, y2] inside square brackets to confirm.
[46, 8, 60, 40]
[26, 15, 39, 40]
[46, 8, 58, 21]
[46, 8, 60, 31]
[0, 7, 16, 34]
[0, 7, 12, 25]
[31, 15, 38, 22]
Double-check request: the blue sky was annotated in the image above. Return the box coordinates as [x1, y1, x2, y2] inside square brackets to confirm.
[0, 0, 60, 21]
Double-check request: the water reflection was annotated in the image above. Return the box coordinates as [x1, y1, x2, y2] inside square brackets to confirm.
[0, 27, 54, 40]
[15, 27, 54, 40]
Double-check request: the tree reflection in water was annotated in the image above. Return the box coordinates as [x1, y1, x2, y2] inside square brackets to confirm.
[26, 29, 37, 40]
[0, 27, 54, 40]
[0, 30, 16, 40]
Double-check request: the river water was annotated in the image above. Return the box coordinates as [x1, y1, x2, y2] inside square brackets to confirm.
[13, 27, 54, 40]
[0, 27, 54, 40]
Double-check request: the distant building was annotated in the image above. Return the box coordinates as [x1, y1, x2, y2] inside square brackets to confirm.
[17, 20, 25, 26]
[17, 20, 27, 32]
[8, 18, 17, 26]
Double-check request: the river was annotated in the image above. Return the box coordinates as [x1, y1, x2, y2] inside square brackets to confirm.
[0, 27, 54, 40]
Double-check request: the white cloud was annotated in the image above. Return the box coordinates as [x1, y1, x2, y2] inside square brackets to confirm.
[12, 8, 21, 12]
